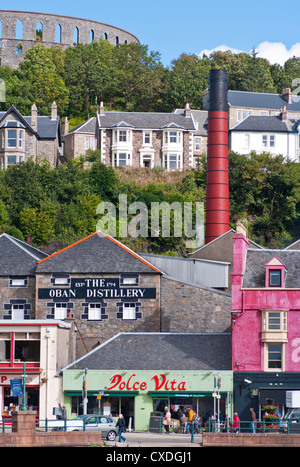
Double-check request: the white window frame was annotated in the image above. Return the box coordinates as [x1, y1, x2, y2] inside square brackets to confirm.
[88, 303, 102, 320]
[11, 304, 25, 320]
[122, 303, 136, 320]
[54, 303, 68, 320]
[7, 129, 17, 148]
[164, 153, 182, 171]
[195, 137, 201, 151]
[143, 131, 152, 145]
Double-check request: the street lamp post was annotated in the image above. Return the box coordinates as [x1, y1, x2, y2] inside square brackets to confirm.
[21, 362, 27, 411]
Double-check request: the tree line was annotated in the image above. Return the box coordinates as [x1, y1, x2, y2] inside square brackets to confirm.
[0, 151, 299, 253]
[1, 42, 300, 120]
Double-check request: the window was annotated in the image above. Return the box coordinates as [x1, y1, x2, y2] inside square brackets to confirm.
[122, 303, 136, 320]
[7, 130, 17, 147]
[169, 131, 177, 143]
[243, 134, 250, 148]
[195, 137, 201, 151]
[269, 269, 281, 287]
[52, 275, 70, 286]
[237, 110, 252, 121]
[119, 131, 127, 142]
[11, 304, 25, 320]
[164, 153, 181, 170]
[114, 152, 128, 167]
[1, 131, 4, 148]
[144, 132, 151, 145]
[88, 303, 102, 320]
[9, 277, 27, 287]
[19, 131, 23, 148]
[120, 274, 139, 286]
[7, 156, 17, 166]
[267, 343, 282, 369]
[262, 135, 275, 148]
[54, 303, 68, 320]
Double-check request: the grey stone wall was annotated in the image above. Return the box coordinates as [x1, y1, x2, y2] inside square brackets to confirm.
[0, 10, 139, 68]
[161, 275, 231, 333]
[0, 276, 36, 319]
[35, 272, 161, 359]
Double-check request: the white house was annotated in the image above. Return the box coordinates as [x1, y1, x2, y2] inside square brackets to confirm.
[229, 108, 300, 162]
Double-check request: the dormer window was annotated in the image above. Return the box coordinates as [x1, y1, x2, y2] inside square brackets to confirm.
[269, 269, 281, 287]
[265, 257, 286, 288]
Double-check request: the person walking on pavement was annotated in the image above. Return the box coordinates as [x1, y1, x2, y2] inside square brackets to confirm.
[250, 408, 257, 433]
[163, 406, 171, 433]
[116, 413, 126, 443]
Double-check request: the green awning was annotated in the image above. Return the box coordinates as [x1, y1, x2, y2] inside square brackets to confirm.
[148, 391, 228, 398]
[65, 391, 138, 397]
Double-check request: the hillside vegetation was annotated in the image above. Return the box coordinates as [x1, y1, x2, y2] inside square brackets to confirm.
[0, 151, 299, 255]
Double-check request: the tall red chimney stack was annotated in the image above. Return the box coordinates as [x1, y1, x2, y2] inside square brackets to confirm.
[205, 69, 230, 244]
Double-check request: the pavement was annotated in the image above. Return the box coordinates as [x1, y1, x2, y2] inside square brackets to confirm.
[106, 431, 202, 448]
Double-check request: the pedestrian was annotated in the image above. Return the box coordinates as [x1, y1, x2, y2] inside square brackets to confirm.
[232, 412, 240, 433]
[250, 407, 256, 433]
[62, 405, 67, 419]
[163, 406, 171, 433]
[179, 413, 187, 433]
[186, 407, 194, 433]
[116, 413, 126, 443]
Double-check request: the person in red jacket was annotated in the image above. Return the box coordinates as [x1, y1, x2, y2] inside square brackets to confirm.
[232, 412, 240, 433]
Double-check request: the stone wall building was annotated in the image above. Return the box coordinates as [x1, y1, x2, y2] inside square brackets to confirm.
[0, 102, 61, 168]
[0, 10, 139, 68]
[0, 231, 233, 360]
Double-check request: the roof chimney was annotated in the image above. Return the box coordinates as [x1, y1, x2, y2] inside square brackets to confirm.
[61, 117, 69, 135]
[282, 88, 292, 104]
[99, 101, 105, 116]
[236, 221, 247, 237]
[31, 103, 38, 132]
[51, 101, 58, 120]
[184, 103, 191, 117]
[281, 105, 287, 121]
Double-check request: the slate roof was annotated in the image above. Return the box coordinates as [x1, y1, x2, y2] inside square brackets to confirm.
[174, 109, 208, 136]
[230, 115, 294, 133]
[63, 332, 231, 371]
[0, 233, 47, 276]
[97, 111, 196, 131]
[0, 106, 60, 140]
[228, 90, 300, 112]
[68, 117, 96, 135]
[243, 248, 300, 288]
[36, 231, 161, 274]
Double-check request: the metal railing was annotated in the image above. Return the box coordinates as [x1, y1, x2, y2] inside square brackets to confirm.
[205, 419, 292, 433]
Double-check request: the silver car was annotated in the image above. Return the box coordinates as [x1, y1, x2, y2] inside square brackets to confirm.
[49, 415, 118, 441]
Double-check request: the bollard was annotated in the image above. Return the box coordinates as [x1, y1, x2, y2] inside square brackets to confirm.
[191, 422, 194, 442]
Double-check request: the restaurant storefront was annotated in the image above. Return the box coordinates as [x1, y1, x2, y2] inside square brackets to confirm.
[62, 369, 233, 431]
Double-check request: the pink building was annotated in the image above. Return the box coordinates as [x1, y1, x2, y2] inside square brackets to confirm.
[231, 223, 300, 373]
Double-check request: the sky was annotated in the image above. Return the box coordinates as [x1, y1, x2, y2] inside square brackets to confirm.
[3, 0, 300, 67]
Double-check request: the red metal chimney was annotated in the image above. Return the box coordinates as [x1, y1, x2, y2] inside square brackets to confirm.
[205, 69, 230, 244]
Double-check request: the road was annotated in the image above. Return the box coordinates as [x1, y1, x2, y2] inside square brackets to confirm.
[105, 431, 202, 447]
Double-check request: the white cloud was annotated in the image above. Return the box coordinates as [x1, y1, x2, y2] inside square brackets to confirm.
[198, 42, 300, 66]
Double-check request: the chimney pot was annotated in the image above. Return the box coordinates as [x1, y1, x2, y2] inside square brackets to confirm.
[99, 102, 105, 116]
[31, 103, 38, 132]
[51, 101, 58, 120]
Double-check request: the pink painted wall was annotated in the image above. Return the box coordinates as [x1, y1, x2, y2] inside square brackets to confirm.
[231, 233, 300, 372]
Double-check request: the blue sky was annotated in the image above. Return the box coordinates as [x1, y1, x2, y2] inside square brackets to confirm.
[3, 1, 300, 66]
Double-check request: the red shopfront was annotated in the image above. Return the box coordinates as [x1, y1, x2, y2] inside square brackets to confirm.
[0, 330, 41, 422]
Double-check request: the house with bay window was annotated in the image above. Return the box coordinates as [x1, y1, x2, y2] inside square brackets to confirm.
[231, 223, 300, 422]
[95, 103, 201, 170]
[0, 102, 61, 169]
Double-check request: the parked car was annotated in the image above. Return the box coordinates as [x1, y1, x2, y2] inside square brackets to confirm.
[282, 408, 300, 432]
[48, 414, 118, 440]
